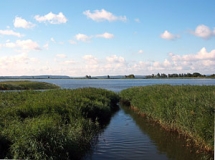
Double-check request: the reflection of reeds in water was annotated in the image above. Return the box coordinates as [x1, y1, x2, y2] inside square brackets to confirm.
[0, 88, 119, 159]
[120, 85, 214, 156]
[121, 104, 213, 160]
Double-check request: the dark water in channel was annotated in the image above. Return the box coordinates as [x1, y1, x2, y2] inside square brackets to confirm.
[85, 105, 212, 160]
[1, 79, 214, 159]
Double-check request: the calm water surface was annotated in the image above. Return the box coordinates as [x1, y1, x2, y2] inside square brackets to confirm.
[1, 79, 214, 159]
[21, 78, 215, 92]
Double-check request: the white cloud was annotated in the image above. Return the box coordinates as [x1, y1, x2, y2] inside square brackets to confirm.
[170, 47, 215, 61]
[34, 12, 67, 24]
[0, 53, 39, 76]
[138, 50, 143, 54]
[0, 29, 23, 37]
[43, 43, 49, 49]
[135, 18, 140, 23]
[56, 54, 67, 58]
[193, 25, 215, 39]
[4, 39, 41, 50]
[106, 55, 125, 63]
[96, 32, 114, 39]
[75, 33, 91, 42]
[50, 38, 56, 43]
[83, 55, 98, 64]
[160, 30, 179, 40]
[63, 59, 76, 65]
[14, 17, 35, 29]
[83, 9, 127, 22]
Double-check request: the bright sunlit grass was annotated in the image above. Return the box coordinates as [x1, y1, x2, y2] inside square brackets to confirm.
[120, 85, 215, 153]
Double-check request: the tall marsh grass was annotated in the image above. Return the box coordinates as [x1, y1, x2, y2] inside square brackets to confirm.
[0, 88, 119, 159]
[119, 85, 214, 152]
[0, 81, 60, 90]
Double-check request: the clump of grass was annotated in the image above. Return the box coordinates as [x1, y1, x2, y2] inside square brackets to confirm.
[0, 81, 60, 90]
[119, 85, 214, 153]
[0, 88, 119, 159]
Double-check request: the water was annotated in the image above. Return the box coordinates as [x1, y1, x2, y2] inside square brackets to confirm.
[1, 78, 214, 159]
[4, 78, 213, 92]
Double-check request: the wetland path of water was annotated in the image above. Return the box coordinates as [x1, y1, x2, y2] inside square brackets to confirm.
[1, 78, 214, 159]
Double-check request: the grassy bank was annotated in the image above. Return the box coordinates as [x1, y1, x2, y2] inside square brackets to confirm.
[0, 81, 60, 90]
[119, 85, 214, 153]
[0, 88, 119, 159]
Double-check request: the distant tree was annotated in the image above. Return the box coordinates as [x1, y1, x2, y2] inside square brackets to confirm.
[125, 74, 135, 78]
[161, 73, 167, 78]
[209, 74, 215, 78]
[86, 75, 91, 79]
[193, 72, 201, 77]
[187, 73, 192, 77]
[157, 73, 160, 77]
[107, 75, 110, 79]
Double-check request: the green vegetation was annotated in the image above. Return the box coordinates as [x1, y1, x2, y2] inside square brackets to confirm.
[0, 81, 60, 90]
[146, 72, 215, 78]
[119, 85, 214, 153]
[0, 88, 119, 159]
[125, 74, 135, 78]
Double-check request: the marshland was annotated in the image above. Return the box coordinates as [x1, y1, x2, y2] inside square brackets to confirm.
[0, 79, 214, 160]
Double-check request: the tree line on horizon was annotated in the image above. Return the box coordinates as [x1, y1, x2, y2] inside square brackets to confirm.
[146, 72, 215, 78]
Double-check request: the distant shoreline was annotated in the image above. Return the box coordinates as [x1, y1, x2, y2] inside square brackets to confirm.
[0, 77, 214, 80]
[0, 72, 214, 79]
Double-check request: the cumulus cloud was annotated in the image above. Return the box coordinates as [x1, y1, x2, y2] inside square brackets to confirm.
[160, 30, 179, 40]
[0, 29, 23, 37]
[34, 12, 67, 24]
[75, 33, 91, 42]
[83, 55, 98, 64]
[0, 53, 39, 75]
[83, 9, 127, 22]
[193, 25, 215, 39]
[71, 32, 114, 44]
[4, 39, 41, 50]
[14, 17, 35, 29]
[106, 55, 125, 63]
[148, 47, 215, 73]
[170, 47, 215, 61]
[96, 32, 114, 39]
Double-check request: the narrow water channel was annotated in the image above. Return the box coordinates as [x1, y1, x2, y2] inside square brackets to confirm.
[85, 105, 212, 160]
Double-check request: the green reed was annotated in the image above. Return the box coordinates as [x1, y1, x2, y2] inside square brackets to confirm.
[0, 81, 60, 90]
[0, 88, 119, 159]
[120, 85, 214, 152]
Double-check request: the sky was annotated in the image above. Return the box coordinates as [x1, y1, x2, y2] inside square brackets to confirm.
[0, 0, 215, 76]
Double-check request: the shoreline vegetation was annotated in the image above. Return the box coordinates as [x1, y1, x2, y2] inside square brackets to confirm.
[0, 87, 119, 159]
[0, 72, 214, 79]
[0, 81, 214, 159]
[119, 85, 214, 155]
[0, 81, 60, 90]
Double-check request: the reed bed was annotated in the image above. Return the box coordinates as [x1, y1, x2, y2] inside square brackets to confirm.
[0, 88, 119, 159]
[119, 85, 214, 153]
[0, 81, 60, 90]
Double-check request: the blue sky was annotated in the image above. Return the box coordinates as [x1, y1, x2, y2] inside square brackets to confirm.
[0, 0, 214, 76]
